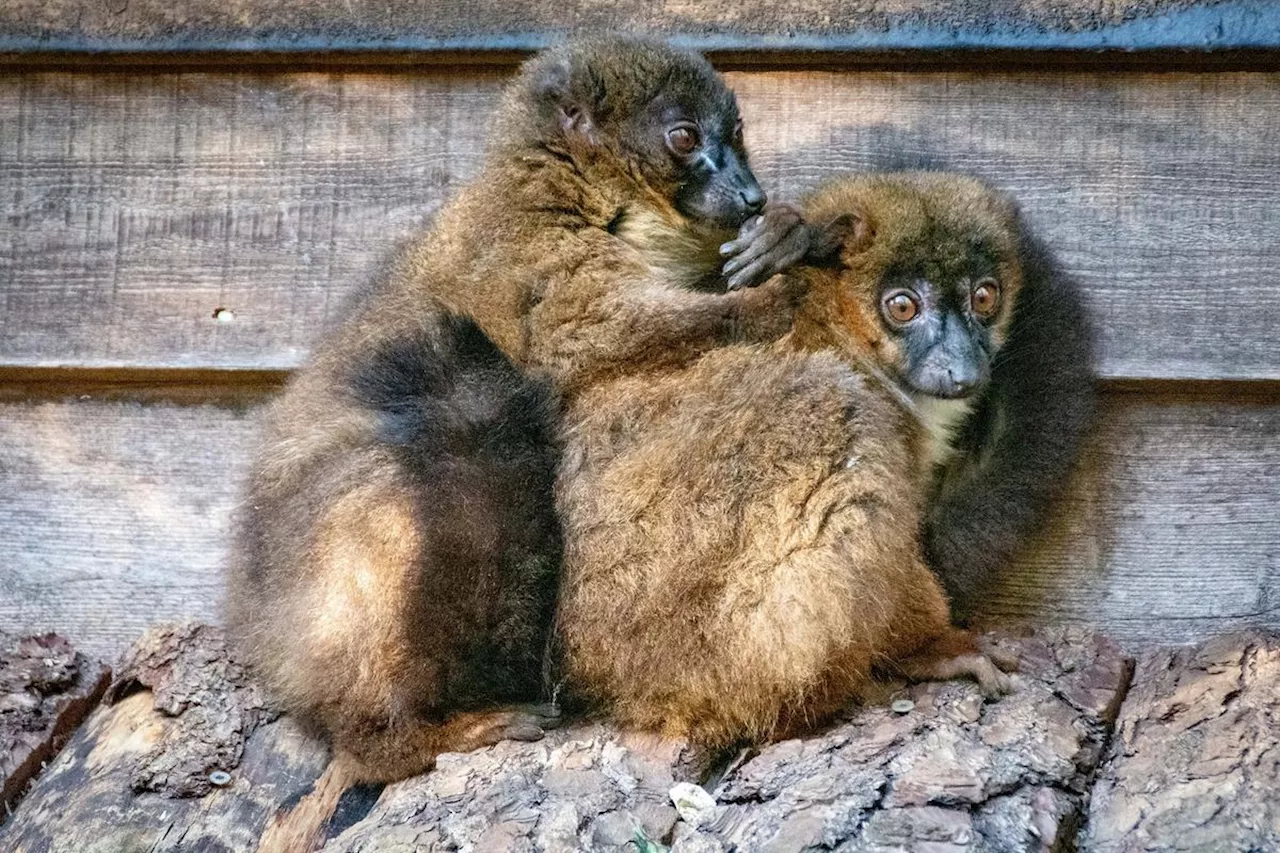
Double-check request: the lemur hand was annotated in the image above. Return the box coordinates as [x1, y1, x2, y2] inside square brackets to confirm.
[720, 203, 814, 291]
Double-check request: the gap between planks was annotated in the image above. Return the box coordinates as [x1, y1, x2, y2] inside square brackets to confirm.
[0, 367, 288, 405]
[6, 46, 1280, 74]
[3, 368, 1279, 406]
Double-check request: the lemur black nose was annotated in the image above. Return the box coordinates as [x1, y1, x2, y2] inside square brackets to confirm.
[739, 184, 767, 215]
[947, 368, 978, 396]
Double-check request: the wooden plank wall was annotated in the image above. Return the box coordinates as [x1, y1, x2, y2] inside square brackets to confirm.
[2, 4, 1279, 662]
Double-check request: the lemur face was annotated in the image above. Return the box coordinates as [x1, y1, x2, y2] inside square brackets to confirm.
[872, 237, 1008, 399]
[529, 37, 766, 232]
[644, 96, 766, 232]
[802, 173, 1023, 401]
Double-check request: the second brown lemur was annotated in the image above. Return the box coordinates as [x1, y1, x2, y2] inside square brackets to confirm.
[765, 172, 1095, 616]
[917, 225, 1095, 617]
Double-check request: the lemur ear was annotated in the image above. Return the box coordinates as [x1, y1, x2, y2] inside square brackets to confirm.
[532, 57, 597, 139]
[808, 212, 875, 262]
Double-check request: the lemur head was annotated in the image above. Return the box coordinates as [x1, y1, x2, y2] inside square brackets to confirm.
[798, 173, 1023, 400]
[493, 36, 766, 232]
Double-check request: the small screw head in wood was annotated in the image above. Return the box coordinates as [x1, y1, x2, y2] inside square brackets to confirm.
[891, 699, 915, 715]
[208, 770, 232, 787]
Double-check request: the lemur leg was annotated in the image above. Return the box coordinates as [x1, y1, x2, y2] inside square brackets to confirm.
[891, 628, 1017, 699]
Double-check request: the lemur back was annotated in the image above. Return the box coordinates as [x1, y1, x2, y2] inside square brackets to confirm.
[555, 174, 1021, 748]
[225, 36, 809, 801]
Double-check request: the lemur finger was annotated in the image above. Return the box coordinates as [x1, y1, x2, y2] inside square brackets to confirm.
[719, 217, 767, 258]
[513, 702, 564, 728]
[727, 231, 812, 289]
[724, 206, 798, 257]
[723, 219, 796, 275]
[726, 258, 774, 291]
[501, 722, 548, 742]
[978, 640, 1021, 673]
[723, 237, 774, 275]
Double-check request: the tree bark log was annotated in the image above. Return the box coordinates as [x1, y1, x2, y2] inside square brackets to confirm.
[0, 623, 329, 853]
[320, 627, 1131, 852]
[1084, 630, 1280, 852]
[12, 624, 1279, 851]
[0, 630, 109, 825]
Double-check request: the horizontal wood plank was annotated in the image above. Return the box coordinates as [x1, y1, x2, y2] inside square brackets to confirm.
[0, 71, 496, 377]
[0, 389, 1276, 662]
[0, 400, 256, 663]
[990, 387, 1280, 643]
[2, 0, 1279, 67]
[2, 70, 1279, 382]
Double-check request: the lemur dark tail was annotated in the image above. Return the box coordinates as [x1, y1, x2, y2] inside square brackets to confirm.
[256, 705, 561, 853]
[257, 754, 374, 853]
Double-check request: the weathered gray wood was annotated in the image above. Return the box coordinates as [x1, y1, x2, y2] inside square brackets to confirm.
[1084, 630, 1280, 851]
[0, 631, 109, 823]
[0, 623, 330, 853]
[1, 0, 1277, 62]
[0, 389, 1275, 662]
[0, 71, 495, 375]
[990, 388, 1280, 645]
[319, 627, 1129, 852]
[2, 71, 1279, 381]
[0, 400, 256, 662]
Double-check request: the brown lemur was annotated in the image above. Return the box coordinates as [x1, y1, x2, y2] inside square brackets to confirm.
[224, 35, 810, 795]
[915, 216, 1095, 618]
[555, 172, 1023, 749]
[729, 170, 1095, 618]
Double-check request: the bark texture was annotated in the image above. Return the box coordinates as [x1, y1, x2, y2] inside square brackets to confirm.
[0, 622, 329, 853]
[0, 631, 109, 822]
[320, 627, 1131, 852]
[1085, 630, 1280, 852]
[8, 623, 1280, 852]
[103, 621, 277, 797]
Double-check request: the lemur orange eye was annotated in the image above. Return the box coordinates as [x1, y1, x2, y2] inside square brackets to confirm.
[883, 291, 920, 324]
[666, 124, 701, 157]
[971, 279, 1001, 318]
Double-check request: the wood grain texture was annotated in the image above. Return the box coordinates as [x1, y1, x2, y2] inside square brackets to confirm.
[990, 388, 1280, 644]
[0, 389, 1275, 662]
[0, 400, 256, 663]
[2, 70, 1279, 381]
[3, 0, 1277, 60]
[0, 0, 1245, 40]
[0, 72, 495, 374]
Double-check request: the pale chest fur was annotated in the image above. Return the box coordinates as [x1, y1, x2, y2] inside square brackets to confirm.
[612, 205, 723, 290]
[912, 394, 976, 472]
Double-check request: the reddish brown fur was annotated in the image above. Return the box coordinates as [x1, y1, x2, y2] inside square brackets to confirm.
[372, 42, 798, 395]
[795, 173, 1022, 380]
[225, 37, 799, 816]
[555, 173, 1018, 748]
